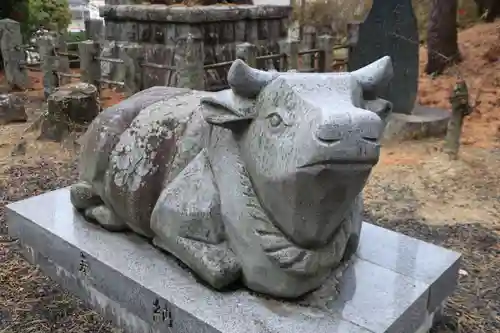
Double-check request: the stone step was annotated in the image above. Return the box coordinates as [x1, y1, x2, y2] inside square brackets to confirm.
[6, 188, 461, 333]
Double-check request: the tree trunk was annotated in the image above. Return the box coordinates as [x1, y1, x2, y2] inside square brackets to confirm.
[444, 79, 471, 160]
[425, 0, 460, 75]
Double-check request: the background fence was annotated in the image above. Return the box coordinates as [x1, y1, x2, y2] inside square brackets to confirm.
[0, 18, 360, 99]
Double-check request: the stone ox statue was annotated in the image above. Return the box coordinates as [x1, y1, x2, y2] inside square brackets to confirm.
[71, 57, 393, 298]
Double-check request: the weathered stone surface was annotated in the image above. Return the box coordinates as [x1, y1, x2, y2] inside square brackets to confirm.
[37, 34, 60, 98]
[383, 104, 450, 141]
[348, 0, 419, 115]
[100, 5, 290, 91]
[0, 93, 28, 125]
[77, 86, 192, 210]
[100, 4, 292, 23]
[72, 57, 394, 299]
[0, 19, 29, 90]
[85, 19, 105, 41]
[39, 83, 100, 142]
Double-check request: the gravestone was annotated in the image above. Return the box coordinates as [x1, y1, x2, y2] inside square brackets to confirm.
[349, 0, 451, 140]
[348, 0, 419, 115]
[7, 59, 461, 333]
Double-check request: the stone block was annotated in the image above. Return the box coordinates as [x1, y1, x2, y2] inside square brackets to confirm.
[0, 93, 28, 125]
[39, 83, 100, 141]
[100, 5, 292, 23]
[358, 223, 461, 312]
[7, 188, 461, 333]
[383, 104, 450, 141]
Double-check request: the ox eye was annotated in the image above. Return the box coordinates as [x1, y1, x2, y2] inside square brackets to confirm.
[267, 113, 283, 127]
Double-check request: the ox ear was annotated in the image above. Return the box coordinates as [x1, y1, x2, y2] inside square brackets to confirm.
[351, 56, 393, 97]
[200, 89, 257, 131]
[227, 59, 277, 99]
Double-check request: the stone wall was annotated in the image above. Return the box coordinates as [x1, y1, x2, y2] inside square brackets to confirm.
[99, 4, 291, 88]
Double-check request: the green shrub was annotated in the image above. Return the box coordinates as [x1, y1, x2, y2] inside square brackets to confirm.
[24, 0, 72, 36]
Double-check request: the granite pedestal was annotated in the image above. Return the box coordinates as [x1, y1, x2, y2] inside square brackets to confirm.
[7, 188, 461, 333]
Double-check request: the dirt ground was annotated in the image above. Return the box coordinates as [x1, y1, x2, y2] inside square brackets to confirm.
[1, 22, 500, 333]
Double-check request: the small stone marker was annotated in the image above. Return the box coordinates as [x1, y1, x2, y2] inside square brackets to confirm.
[0, 19, 29, 90]
[39, 83, 100, 141]
[348, 0, 419, 115]
[0, 93, 28, 125]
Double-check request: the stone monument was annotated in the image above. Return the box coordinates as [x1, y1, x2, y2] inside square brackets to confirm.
[7, 56, 461, 333]
[70, 56, 394, 298]
[349, 0, 450, 140]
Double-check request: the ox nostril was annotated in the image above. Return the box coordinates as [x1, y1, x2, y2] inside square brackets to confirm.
[316, 124, 343, 143]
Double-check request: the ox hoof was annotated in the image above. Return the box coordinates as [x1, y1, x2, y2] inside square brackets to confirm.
[70, 182, 102, 210]
[84, 205, 128, 232]
[153, 236, 241, 289]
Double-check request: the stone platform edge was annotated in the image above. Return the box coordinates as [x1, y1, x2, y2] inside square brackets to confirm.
[100, 4, 292, 23]
[6, 188, 461, 333]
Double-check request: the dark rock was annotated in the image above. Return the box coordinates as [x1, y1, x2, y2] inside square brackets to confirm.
[0, 93, 28, 125]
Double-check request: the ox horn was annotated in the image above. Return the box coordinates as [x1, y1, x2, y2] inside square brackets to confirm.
[351, 56, 393, 95]
[227, 59, 278, 99]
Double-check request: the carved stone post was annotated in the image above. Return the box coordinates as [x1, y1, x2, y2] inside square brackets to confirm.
[317, 35, 334, 72]
[120, 43, 143, 96]
[302, 26, 316, 70]
[38, 35, 59, 99]
[346, 22, 360, 71]
[236, 43, 258, 68]
[56, 33, 71, 86]
[0, 19, 29, 90]
[279, 39, 299, 71]
[174, 33, 204, 90]
[85, 19, 105, 42]
[79, 40, 102, 93]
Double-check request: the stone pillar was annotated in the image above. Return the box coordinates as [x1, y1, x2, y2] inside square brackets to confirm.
[347, 22, 360, 49]
[120, 43, 143, 96]
[317, 35, 334, 72]
[85, 19, 105, 42]
[174, 33, 204, 90]
[236, 43, 258, 68]
[37, 35, 59, 99]
[79, 41, 102, 93]
[279, 39, 299, 71]
[56, 33, 71, 86]
[0, 19, 29, 90]
[301, 26, 316, 70]
[346, 21, 360, 71]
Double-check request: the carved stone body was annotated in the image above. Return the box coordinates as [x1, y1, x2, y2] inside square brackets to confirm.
[71, 58, 393, 298]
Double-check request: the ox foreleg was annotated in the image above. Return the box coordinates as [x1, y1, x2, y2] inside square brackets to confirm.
[150, 150, 241, 289]
[70, 182, 128, 232]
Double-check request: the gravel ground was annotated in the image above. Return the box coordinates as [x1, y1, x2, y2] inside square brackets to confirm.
[0, 157, 499, 333]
